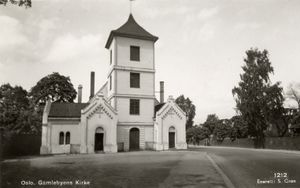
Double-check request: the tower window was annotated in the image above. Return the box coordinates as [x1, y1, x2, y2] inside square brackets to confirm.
[59, 132, 64, 145]
[130, 73, 140, 88]
[130, 46, 140, 61]
[65, 132, 70, 145]
[130, 99, 140, 115]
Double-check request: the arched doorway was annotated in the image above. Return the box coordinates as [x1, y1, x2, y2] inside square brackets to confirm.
[129, 128, 140, 150]
[169, 126, 176, 149]
[95, 127, 104, 152]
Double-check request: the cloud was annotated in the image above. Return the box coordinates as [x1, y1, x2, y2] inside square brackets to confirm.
[197, 23, 216, 41]
[141, 4, 191, 19]
[0, 16, 28, 51]
[38, 19, 56, 40]
[45, 33, 103, 63]
[197, 7, 219, 20]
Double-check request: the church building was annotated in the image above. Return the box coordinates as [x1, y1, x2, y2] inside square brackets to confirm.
[40, 14, 187, 154]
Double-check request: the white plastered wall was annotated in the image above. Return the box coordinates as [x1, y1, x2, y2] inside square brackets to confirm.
[80, 94, 118, 153]
[50, 122, 81, 154]
[154, 96, 187, 150]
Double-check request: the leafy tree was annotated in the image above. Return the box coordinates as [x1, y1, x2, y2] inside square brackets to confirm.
[232, 48, 284, 148]
[15, 108, 41, 134]
[291, 111, 300, 127]
[0, 0, 31, 7]
[213, 119, 232, 143]
[0, 84, 29, 131]
[230, 115, 248, 140]
[29, 72, 77, 106]
[0, 84, 29, 110]
[285, 82, 300, 109]
[202, 114, 219, 134]
[175, 95, 196, 130]
[0, 84, 40, 134]
[186, 125, 210, 145]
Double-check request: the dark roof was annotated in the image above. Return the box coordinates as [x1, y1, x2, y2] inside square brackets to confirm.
[105, 14, 158, 49]
[49, 103, 89, 118]
[154, 103, 165, 117]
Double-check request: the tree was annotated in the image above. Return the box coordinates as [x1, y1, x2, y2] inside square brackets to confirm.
[186, 125, 210, 145]
[0, 84, 40, 134]
[175, 95, 196, 130]
[288, 108, 300, 136]
[0, 84, 29, 132]
[0, 0, 31, 7]
[29, 72, 77, 106]
[232, 48, 284, 148]
[213, 119, 231, 143]
[285, 82, 300, 109]
[0, 83, 29, 110]
[230, 115, 248, 140]
[202, 114, 219, 134]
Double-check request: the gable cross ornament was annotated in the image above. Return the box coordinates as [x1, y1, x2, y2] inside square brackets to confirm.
[130, 0, 135, 14]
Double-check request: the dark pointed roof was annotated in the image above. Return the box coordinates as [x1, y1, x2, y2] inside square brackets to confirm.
[105, 14, 158, 49]
[49, 103, 89, 118]
[154, 102, 165, 117]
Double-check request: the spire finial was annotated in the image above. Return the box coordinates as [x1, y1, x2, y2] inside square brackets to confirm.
[130, 0, 135, 14]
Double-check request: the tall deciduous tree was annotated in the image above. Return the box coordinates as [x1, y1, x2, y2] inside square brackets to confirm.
[29, 72, 77, 106]
[213, 119, 231, 143]
[202, 114, 219, 134]
[230, 115, 248, 140]
[175, 95, 196, 130]
[232, 48, 284, 148]
[0, 84, 40, 134]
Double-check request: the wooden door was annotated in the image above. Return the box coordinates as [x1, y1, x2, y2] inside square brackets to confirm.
[95, 133, 104, 151]
[169, 132, 175, 149]
[129, 128, 140, 150]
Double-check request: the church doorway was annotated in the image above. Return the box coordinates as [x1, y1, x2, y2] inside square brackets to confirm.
[129, 128, 140, 150]
[169, 126, 176, 149]
[95, 127, 104, 152]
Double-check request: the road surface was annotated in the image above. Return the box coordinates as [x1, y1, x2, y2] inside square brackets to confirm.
[2, 151, 226, 188]
[195, 147, 300, 188]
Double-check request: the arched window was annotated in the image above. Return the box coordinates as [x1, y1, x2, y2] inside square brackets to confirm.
[95, 127, 104, 151]
[65, 132, 70, 145]
[59, 132, 64, 145]
[95, 127, 104, 133]
[169, 126, 176, 149]
[169, 126, 176, 132]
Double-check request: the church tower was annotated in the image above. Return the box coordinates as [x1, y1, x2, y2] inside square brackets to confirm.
[40, 13, 187, 155]
[105, 14, 158, 151]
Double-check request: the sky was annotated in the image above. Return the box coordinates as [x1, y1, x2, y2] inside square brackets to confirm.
[1, 0, 300, 123]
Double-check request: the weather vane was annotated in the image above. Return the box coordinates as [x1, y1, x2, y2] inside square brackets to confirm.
[130, 0, 135, 14]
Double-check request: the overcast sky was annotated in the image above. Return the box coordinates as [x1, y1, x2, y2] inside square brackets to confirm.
[1, 0, 300, 123]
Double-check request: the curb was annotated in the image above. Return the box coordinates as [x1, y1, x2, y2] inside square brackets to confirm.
[205, 152, 236, 188]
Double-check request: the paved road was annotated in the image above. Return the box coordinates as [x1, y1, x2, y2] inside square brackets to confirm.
[194, 147, 300, 188]
[2, 151, 226, 188]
